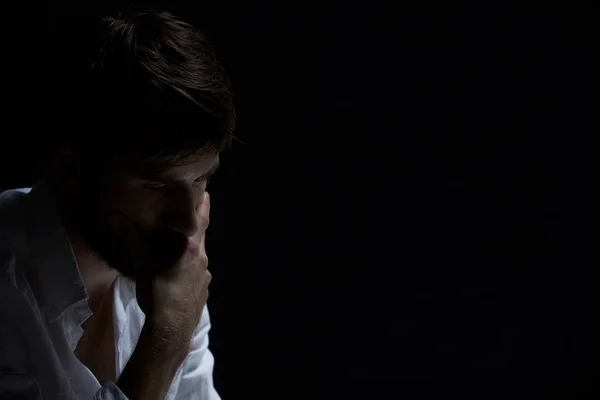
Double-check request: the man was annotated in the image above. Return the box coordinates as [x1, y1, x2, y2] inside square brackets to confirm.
[0, 7, 234, 400]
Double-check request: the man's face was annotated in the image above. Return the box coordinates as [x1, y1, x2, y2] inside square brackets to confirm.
[73, 151, 219, 281]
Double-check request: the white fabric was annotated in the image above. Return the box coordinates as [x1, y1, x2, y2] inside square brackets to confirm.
[0, 181, 220, 400]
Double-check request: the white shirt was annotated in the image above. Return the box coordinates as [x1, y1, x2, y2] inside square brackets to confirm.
[0, 181, 221, 400]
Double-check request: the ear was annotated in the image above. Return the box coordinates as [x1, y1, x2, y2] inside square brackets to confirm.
[52, 142, 82, 194]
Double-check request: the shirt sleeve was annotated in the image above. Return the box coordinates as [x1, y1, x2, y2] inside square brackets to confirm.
[0, 255, 45, 400]
[168, 306, 221, 400]
[0, 374, 43, 399]
[93, 381, 129, 400]
[96, 307, 219, 400]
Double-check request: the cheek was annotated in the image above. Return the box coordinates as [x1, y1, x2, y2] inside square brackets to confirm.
[91, 181, 156, 226]
[105, 180, 205, 230]
[117, 187, 171, 228]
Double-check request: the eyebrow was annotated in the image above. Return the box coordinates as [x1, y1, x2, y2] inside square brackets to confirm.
[137, 159, 220, 181]
[200, 160, 220, 178]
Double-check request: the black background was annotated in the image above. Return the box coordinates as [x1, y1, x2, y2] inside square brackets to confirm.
[2, 1, 598, 398]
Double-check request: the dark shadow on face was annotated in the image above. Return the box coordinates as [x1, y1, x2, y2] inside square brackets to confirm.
[71, 151, 218, 281]
[79, 208, 185, 281]
[78, 206, 144, 281]
[72, 180, 146, 281]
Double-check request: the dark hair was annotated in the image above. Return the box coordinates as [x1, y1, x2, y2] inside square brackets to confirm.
[49, 7, 235, 171]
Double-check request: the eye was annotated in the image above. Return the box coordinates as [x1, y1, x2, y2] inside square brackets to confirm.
[141, 182, 167, 190]
[193, 175, 211, 186]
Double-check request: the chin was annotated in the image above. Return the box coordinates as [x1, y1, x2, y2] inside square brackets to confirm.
[82, 223, 139, 281]
[97, 246, 140, 282]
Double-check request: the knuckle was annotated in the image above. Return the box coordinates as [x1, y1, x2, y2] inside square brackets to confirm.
[199, 213, 210, 228]
[184, 243, 198, 258]
[198, 253, 209, 267]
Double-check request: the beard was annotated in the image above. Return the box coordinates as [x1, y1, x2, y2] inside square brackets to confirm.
[79, 209, 144, 281]
[71, 180, 188, 282]
[77, 206, 186, 282]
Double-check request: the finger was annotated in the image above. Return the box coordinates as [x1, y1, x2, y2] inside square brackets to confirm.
[197, 191, 211, 231]
[204, 269, 212, 287]
[191, 192, 210, 247]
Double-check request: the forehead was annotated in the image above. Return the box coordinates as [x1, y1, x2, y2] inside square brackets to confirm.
[111, 151, 220, 178]
[159, 153, 220, 178]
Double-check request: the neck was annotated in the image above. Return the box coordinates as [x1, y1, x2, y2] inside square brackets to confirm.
[58, 196, 118, 311]
[69, 230, 119, 312]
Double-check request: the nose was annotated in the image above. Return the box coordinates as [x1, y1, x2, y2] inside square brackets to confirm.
[162, 186, 200, 237]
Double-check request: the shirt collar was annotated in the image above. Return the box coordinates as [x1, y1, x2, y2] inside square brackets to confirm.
[25, 178, 88, 322]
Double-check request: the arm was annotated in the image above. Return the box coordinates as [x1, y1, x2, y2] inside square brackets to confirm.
[0, 190, 130, 400]
[117, 306, 219, 400]
[0, 374, 42, 400]
[109, 192, 214, 399]
[116, 320, 190, 400]
[0, 248, 43, 400]
[168, 306, 220, 400]
[1, 244, 130, 400]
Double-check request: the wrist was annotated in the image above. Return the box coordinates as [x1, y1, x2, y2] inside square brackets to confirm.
[147, 309, 196, 335]
[144, 316, 193, 353]
[117, 325, 190, 400]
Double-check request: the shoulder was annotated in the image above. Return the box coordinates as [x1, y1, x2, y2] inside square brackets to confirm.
[0, 188, 30, 234]
[0, 188, 31, 278]
[0, 191, 40, 374]
[0, 187, 31, 206]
